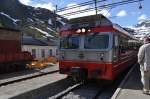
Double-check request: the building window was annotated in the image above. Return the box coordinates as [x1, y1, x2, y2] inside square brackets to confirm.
[56, 49, 58, 55]
[31, 49, 36, 58]
[41, 49, 45, 58]
[49, 49, 53, 56]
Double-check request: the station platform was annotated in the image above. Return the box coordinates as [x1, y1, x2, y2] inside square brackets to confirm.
[0, 63, 59, 85]
[111, 64, 150, 99]
[0, 63, 69, 99]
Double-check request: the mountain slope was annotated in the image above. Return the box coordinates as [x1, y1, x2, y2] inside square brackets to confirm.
[0, 0, 66, 39]
[133, 19, 150, 39]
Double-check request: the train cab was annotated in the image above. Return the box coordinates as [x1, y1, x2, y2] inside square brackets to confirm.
[58, 14, 141, 81]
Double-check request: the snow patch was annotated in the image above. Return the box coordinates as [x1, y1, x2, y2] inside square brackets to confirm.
[27, 18, 34, 22]
[47, 27, 55, 32]
[57, 17, 66, 25]
[0, 12, 20, 23]
[48, 19, 53, 25]
[31, 27, 54, 37]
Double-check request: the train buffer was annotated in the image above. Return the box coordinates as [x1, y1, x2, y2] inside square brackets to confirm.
[111, 64, 150, 99]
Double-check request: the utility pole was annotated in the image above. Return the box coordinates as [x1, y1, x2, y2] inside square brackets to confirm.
[94, 0, 98, 15]
[54, 5, 57, 32]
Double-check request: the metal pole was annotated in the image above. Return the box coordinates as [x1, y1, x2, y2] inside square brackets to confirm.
[94, 0, 98, 15]
[54, 5, 57, 31]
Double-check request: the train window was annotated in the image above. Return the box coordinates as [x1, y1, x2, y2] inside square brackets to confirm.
[60, 35, 80, 49]
[114, 36, 118, 47]
[84, 34, 109, 49]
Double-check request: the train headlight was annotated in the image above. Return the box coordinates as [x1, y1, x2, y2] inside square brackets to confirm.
[87, 29, 91, 32]
[99, 53, 104, 61]
[76, 29, 81, 33]
[81, 28, 86, 33]
[100, 53, 104, 57]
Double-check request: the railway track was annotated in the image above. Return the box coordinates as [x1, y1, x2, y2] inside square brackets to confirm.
[50, 82, 83, 99]
[50, 82, 105, 99]
[0, 69, 58, 87]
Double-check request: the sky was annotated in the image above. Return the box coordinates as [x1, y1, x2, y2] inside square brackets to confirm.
[19, 0, 150, 28]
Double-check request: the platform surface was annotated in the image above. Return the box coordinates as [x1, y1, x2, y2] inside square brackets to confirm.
[0, 63, 58, 84]
[0, 64, 68, 99]
[112, 65, 150, 99]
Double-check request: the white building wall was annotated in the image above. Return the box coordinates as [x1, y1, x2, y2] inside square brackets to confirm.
[22, 45, 57, 60]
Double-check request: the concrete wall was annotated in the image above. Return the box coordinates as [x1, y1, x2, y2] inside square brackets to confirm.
[22, 45, 57, 60]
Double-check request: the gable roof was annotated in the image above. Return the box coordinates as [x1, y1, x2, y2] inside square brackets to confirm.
[22, 36, 58, 46]
[22, 36, 48, 46]
[41, 39, 58, 46]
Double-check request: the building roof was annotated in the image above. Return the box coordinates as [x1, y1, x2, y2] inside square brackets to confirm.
[41, 39, 58, 46]
[22, 36, 58, 46]
[22, 36, 48, 46]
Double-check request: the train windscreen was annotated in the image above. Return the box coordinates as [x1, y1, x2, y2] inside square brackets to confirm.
[84, 34, 109, 49]
[60, 35, 80, 49]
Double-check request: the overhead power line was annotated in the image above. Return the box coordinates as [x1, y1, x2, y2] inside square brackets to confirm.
[57, 0, 106, 12]
[57, 0, 144, 16]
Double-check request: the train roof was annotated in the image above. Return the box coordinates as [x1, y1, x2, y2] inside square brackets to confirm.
[112, 24, 137, 40]
[67, 14, 112, 25]
[60, 14, 137, 40]
[62, 14, 112, 29]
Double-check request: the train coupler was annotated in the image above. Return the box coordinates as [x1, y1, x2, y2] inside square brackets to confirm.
[70, 67, 87, 83]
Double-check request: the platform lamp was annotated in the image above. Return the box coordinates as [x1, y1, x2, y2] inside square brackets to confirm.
[138, 0, 142, 9]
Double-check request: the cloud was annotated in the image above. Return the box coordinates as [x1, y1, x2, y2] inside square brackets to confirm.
[57, 3, 111, 19]
[138, 14, 147, 20]
[35, 2, 55, 11]
[99, 9, 111, 17]
[66, 3, 77, 7]
[19, 0, 31, 5]
[116, 10, 127, 17]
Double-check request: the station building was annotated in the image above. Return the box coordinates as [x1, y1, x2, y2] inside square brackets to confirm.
[22, 36, 57, 60]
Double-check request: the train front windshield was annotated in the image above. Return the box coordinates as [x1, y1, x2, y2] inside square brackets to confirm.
[60, 35, 80, 49]
[84, 34, 109, 49]
[60, 33, 110, 50]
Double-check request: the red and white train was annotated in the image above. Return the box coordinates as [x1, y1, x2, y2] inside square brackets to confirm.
[58, 15, 141, 82]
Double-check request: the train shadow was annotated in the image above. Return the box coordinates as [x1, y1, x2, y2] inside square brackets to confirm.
[0, 69, 39, 80]
[9, 77, 73, 99]
[118, 64, 142, 90]
[0, 64, 57, 80]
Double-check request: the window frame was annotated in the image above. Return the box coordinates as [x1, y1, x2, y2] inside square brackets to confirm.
[83, 32, 113, 51]
[41, 49, 45, 58]
[31, 49, 36, 58]
[59, 34, 81, 50]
